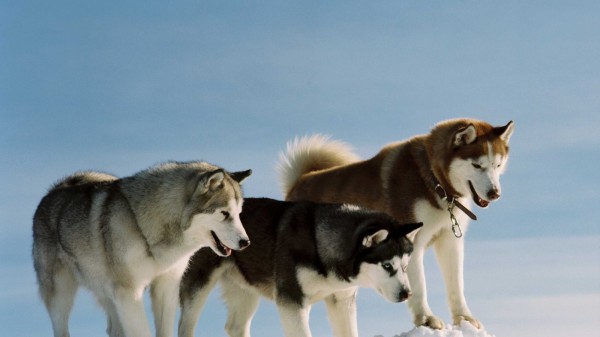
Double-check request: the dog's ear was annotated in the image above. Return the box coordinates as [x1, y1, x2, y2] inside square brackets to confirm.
[495, 120, 515, 144]
[397, 222, 423, 236]
[362, 229, 389, 248]
[195, 169, 225, 193]
[454, 124, 477, 147]
[230, 169, 252, 184]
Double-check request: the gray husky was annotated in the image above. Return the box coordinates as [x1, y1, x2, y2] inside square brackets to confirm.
[32, 162, 252, 337]
[178, 197, 422, 337]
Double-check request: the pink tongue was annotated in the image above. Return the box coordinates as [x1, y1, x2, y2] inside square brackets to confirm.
[224, 247, 232, 256]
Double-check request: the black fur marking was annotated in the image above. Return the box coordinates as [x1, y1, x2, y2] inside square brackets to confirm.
[54, 185, 95, 259]
[111, 182, 155, 260]
[180, 248, 224, 303]
[99, 190, 115, 265]
[229, 169, 252, 183]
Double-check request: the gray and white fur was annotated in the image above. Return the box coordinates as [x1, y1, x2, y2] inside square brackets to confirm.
[32, 161, 252, 337]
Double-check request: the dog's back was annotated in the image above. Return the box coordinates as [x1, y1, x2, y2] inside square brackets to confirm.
[279, 136, 417, 221]
[33, 171, 118, 241]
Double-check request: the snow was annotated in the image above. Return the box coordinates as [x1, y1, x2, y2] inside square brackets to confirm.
[376, 321, 496, 337]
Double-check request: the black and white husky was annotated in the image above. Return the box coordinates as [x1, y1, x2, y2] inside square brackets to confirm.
[178, 198, 422, 337]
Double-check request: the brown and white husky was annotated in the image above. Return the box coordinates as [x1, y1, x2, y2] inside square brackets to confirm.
[278, 118, 514, 330]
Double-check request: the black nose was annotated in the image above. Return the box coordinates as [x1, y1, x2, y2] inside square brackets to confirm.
[238, 239, 250, 249]
[398, 289, 412, 302]
[487, 188, 500, 200]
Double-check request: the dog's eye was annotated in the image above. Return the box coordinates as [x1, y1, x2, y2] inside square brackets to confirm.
[472, 163, 482, 169]
[381, 263, 393, 272]
[221, 211, 230, 220]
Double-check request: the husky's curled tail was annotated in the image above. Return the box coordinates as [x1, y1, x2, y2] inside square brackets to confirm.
[277, 134, 360, 196]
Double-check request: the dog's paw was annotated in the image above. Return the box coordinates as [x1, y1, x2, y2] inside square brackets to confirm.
[414, 314, 445, 330]
[453, 315, 483, 329]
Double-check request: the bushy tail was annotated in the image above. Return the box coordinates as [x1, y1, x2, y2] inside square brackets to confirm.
[277, 134, 360, 197]
[49, 171, 118, 191]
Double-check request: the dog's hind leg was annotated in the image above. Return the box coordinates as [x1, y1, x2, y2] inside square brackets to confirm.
[222, 278, 260, 337]
[38, 260, 78, 337]
[324, 289, 358, 337]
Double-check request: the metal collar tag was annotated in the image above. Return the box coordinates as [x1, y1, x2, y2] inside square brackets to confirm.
[434, 184, 477, 238]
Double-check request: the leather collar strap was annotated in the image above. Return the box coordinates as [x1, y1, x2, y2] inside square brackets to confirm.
[434, 183, 478, 221]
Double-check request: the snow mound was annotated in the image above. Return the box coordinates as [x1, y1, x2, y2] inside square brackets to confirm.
[377, 321, 496, 337]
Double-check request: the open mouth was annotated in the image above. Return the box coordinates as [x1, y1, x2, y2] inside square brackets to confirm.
[211, 231, 232, 257]
[468, 181, 490, 208]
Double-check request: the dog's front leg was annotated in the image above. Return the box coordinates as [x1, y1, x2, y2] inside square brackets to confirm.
[433, 230, 482, 329]
[276, 302, 312, 337]
[407, 236, 445, 329]
[151, 268, 185, 337]
[324, 289, 358, 337]
[97, 295, 125, 337]
[113, 287, 152, 337]
[179, 272, 221, 337]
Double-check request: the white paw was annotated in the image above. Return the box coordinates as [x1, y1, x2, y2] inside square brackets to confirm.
[453, 315, 483, 330]
[414, 314, 445, 330]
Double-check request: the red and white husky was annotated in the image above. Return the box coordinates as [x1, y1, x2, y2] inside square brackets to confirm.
[278, 118, 514, 329]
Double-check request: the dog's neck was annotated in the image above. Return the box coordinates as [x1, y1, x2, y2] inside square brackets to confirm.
[431, 174, 477, 221]
[410, 139, 477, 221]
[410, 139, 460, 199]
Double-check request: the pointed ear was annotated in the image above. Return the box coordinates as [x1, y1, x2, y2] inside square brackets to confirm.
[362, 229, 389, 248]
[496, 121, 515, 144]
[454, 124, 477, 147]
[230, 169, 252, 184]
[200, 169, 225, 193]
[398, 222, 423, 236]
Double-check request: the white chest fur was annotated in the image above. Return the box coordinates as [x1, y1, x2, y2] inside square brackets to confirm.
[295, 267, 355, 304]
[412, 198, 471, 247]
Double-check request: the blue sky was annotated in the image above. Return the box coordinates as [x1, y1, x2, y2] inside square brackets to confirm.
[1, 1, 599, 336]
